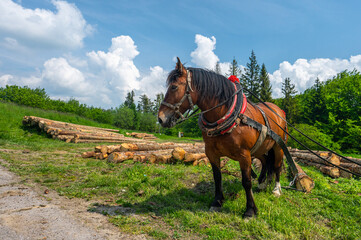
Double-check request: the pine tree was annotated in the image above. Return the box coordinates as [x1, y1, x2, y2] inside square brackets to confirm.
[308, 78, 326, 124]
[227, 57, 241, 77]
[241, 50, 261, 102]
[138, 94, 153, 113]
[153, 93, 164, 115]
[281, 77, 298, 123]
[259, 63, 273, 102]
[124, 90, 136, 110]
[215, 62, 221, 75]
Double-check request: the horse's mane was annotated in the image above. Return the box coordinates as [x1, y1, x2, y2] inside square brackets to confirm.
[167, 68, 235, 108]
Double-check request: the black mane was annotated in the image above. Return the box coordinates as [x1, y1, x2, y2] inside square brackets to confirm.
[167, 68, 235, 108]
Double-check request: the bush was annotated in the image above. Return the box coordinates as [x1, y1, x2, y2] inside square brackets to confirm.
[287, 123, 340, 151]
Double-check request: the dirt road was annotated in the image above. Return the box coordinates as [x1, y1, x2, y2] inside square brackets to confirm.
[0, 161, 146, 240]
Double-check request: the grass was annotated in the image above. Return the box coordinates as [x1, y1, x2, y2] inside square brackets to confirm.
[1, 101, 361, 239]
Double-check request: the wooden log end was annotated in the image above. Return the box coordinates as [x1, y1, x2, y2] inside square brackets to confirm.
[81, 151, 95, 158]
[172, 147, 186, 161]
[295, 175, 315, 193]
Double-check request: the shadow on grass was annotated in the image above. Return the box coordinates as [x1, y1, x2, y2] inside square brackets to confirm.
[88, 179, 261, 217]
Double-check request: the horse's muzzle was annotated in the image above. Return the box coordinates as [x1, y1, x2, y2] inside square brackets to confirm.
[158, 113, 177, 128]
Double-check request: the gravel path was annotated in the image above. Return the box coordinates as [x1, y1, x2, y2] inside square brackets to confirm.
[0, 162, 146, 240]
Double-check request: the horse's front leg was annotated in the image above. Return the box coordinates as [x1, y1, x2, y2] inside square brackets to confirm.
[239, 151, 258, 218]
[207, 153, 224, 211]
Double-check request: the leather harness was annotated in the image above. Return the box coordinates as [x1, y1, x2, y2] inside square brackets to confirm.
[161, 69, 289, 159]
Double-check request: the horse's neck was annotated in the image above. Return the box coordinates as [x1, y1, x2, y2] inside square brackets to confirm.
[197, 100, 229, 123]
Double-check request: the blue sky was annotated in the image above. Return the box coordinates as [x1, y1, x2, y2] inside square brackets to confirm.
[1, 0, 361, 108]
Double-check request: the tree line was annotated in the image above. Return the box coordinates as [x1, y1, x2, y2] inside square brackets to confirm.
[1, 50, 360, 152]
[0, 85, 162, 132]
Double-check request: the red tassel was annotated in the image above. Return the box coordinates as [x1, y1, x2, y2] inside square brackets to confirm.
[228, 75, 239, 83]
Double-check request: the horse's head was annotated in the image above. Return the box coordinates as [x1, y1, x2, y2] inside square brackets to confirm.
[158, 57, 196, 128]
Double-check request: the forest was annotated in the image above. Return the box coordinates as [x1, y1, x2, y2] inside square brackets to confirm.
[1, 51, 360, 152]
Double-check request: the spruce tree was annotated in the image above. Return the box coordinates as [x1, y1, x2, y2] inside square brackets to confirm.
[215, 62, 221, 75]
[259, 63, 273, 102]
[309, 78, 326, 124]
[227, 57, 241, 77]
[241, 50, 261, 102]
[281, 77, 298, 123]
[153, 93, 164, 115]
[124, 90, 136, 110]
[138, 94, 153, 113]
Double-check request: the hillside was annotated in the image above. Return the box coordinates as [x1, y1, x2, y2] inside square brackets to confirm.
[0, 101, 360, 239]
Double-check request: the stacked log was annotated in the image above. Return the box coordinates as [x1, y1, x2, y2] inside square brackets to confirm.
[81, 142, 208, 166]
[290, 148, 361, 178]
[126, 132, 157, 140]
[22, 116, 147, 144]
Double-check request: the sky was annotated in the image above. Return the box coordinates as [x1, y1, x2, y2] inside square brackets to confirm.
[1, 0, 361, 108]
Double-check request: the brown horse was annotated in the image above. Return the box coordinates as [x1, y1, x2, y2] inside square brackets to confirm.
[158, 58, 287, 217]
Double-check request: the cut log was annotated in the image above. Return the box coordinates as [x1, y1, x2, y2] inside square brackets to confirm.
[220, 158, 230, 169]
[340, 162, 361, 175]
[197, 158, 209, 166]
[72, 139, 129, 144]
[339, 170, 353, 179]
[81, 151, 96, 158]
[293, 162, 316, 191]
[107, 152, 134, 163]
[297, 158, 339, 178]
[340, 156, 361, 165]
[184, 153, 207, 162]
[148, 153, 173, 164]
[291, 152, 340, 167]
[100, 145, 108, 156]
[172, 147, 186, 161]
[106, 145, 122, 153]
[133, 155, 146, 162]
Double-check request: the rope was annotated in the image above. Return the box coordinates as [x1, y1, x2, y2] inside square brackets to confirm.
[243, 88, 361, 177]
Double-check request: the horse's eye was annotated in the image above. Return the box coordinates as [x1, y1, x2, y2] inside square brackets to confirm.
[171, 85, 178, 91]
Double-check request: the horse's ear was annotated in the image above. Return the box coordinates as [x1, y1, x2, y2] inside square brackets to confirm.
[176, 57, 183, 74]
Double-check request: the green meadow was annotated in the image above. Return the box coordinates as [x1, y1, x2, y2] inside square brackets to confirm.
[0, 101, 360, 239]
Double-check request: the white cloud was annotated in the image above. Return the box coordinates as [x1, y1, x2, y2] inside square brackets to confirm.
[0, 74, 13, 87]
[269, 55, 361, 98]
[0, 74, 41, 88]
[190, 34, 219, 69]
[0, 0, 92, 50]
[42, 57, 92, 95]
[138, 66, 168, 99]
[87, 36, 141, 93]
[0, 35, 168, 108]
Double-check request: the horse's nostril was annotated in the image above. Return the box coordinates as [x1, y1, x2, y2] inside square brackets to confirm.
[158, 118, 163, 124]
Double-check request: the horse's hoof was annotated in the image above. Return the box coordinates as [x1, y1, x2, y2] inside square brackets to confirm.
[243, 208, 257, 218]
[272, 182, 282, 197]
[272, 189, 281, 197]
[209, 206, 222, 212]
[258, 181, 267, 190]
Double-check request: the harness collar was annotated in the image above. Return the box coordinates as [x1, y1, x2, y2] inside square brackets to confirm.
[199, 82, 247, 137]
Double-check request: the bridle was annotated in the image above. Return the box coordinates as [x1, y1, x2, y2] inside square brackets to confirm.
[161, 70, 195, 121]
[161, 69, 243, 126]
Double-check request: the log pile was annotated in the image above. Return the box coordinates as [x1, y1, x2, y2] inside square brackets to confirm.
[290, 148, 361, 178]
[126, 132, 157, 140]
[81, 141, 210, 166]
[22, 116, 146, 144]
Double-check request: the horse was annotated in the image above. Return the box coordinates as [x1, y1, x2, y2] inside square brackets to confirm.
[158, 58, 287, 218]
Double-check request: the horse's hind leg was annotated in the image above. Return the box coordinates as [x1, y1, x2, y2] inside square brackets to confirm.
[257, 155, 268, 190]
[272, 146, 283, 197]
